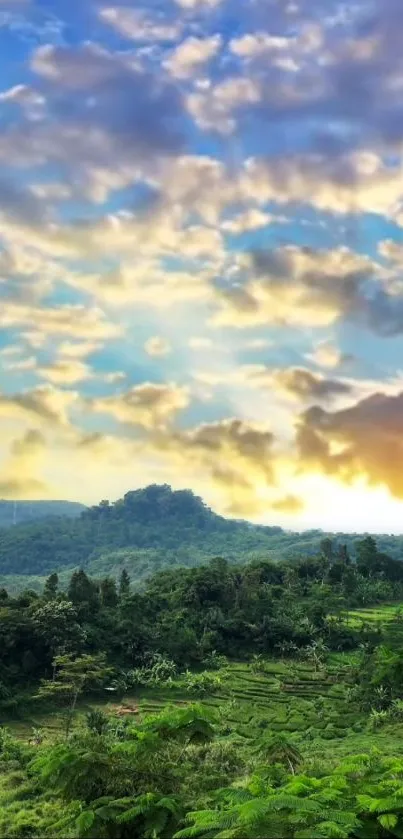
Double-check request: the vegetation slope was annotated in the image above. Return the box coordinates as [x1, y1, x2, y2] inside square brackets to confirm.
[2, 484, 403, 593]
[2, 536, 403, 836]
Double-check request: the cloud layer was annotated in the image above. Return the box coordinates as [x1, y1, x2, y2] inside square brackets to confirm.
[1, 0, 403, 529]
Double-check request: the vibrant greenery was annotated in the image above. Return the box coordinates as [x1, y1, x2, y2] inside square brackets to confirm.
[4, 650, 403, 838]
[3, 510, 403, 836]
[3, 485, 403, 592]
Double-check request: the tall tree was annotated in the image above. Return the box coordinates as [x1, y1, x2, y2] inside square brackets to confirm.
[119, 569, 131, 600]
[36, 653, 112, 737]
[100, 577, 118, 608]
[68, 569, 100, 614]
[43, 572, 59, 600]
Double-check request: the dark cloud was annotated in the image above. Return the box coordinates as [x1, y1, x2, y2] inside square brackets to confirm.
[215, 245, 402, 334]
[0, 43, 186, 187]
[272, 367, 352, 401]
[296, 390, 403, 497]
[227, 0, 403, 155]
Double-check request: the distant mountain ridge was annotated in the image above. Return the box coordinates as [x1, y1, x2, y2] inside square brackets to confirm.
[0, 484, 402, 586]
[0, 500, 87, 528]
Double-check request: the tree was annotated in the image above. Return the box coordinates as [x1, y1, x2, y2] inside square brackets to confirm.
[320, 537, 333, 563]
[119, 569, 131, 600]
[100, 577, 118, 608]
[337, 543, 350, 564]
[43, 572, 59, 600]
[356, 536, 379, 578]
[301, 639, 329, 672]
[31, 600, 85, 660]
[252, 732, 303, 774]
[68, 569, 100, 615]
[36, 653, 112, 737]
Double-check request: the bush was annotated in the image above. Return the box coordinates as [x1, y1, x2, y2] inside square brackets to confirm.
[202, 650, 228, 671]
[86, 709, 110, 735]
[184, 671, 223, 696]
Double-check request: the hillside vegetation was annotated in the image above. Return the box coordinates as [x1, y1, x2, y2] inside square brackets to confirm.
[2, 538, 403, 836]
[1, 485, 403, 590]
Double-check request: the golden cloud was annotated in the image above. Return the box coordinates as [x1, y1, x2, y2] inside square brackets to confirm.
[148, 417, 281, 516]
[90, 382, 190, 430]
[0, 429, 49, 500]
[212, 245, 386, 331]
[296, 391, 403, 498]
[37, 359, 93, 385]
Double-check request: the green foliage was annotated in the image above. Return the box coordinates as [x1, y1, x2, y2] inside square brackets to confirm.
[184, 671, 224, 696]
[36, 653, 113, 737]
[4, 517, 403, 837]
[3, 484, 403, 589]
[86, 709, 110, 736]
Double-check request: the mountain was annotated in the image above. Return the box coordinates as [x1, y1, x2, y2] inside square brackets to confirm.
[0, 484, 402, 589]
[0, 500, 87, 528]
[0, 484, 282, 577]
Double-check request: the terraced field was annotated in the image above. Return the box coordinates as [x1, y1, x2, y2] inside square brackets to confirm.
[2, 657, 357, 745]
[6, 604, 403, 748]
[342, 602, 403, 626]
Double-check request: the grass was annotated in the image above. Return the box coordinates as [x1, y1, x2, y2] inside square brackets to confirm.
[0, 656, 363, 749]
[5, 607, 403, 764]
[341, 602, 403, 627]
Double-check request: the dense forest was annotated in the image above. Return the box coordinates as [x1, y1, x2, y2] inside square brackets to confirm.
[2, 534, 403, 835]
[2, 485, 403, 595]
[3, 494, 403, 836]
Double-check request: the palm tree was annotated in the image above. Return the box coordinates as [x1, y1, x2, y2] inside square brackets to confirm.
[72, 792, 183, 838]
[251, 732, 303, 775]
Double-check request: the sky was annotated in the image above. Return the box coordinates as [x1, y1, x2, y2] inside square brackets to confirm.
[3, 1, 403, 532]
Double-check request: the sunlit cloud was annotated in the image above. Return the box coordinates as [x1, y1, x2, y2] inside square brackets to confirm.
[1, 0, 403, 529]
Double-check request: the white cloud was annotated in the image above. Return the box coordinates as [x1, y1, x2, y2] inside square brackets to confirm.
[99, 7, 181, 42]
[165, 35, 222, 79]
[188, 76, 260, 133]
[144, 336, 172, 357]
[174, 0, 224, 7]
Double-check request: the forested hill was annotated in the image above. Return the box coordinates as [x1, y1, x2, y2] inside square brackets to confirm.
[0, 500, 87, 528]
[0, 485, 283, 577]
[0, 483, 403, 584]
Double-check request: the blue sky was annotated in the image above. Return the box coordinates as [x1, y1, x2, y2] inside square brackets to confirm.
[2, 0, 403, 532]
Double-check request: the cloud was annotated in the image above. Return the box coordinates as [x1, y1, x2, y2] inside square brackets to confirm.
[90, 382, 190, 430]
[37, 359, 93, 385]
[0, 386, 77, 428]
[99, 7, 181, 42]
[149, 417, 281, 516]
[174, 0, 224, 7]
[189, 337, 213, 349]
[296, 390, 403, 498]
[212, 245, 403, 335]
[307, 341, 354, 369]
[0, 429, 48, 500]
[272, 494, 304, 514]
[165, 35, 222, 79]
[263, 367, 352, 402]
[241, 152, 403, 219]
[188, 77, 261, 134]
[221, 209, 277, 234]
[193, 362, 353, 406]
[0, 43, 187, 201]
[3, 355, 37, 372]
[0, 301, 119, 340]
[56, 340, 101, 359]
[144, 336, 172, 357]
